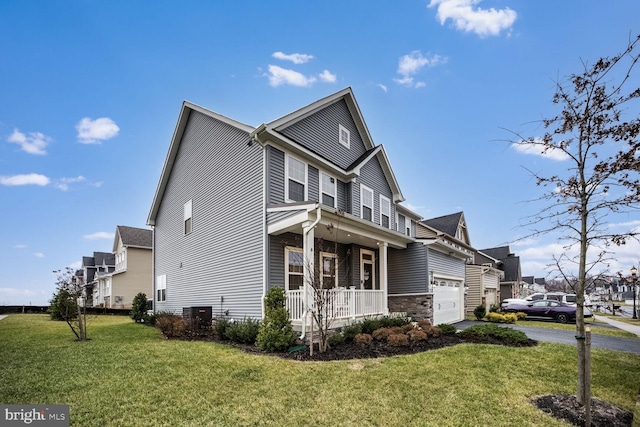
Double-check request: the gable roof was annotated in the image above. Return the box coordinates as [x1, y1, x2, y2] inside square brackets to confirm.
[251, 87, 405, 202]
[93, 251, 115, 267]
[114, 225, 152, 251]
[147, 101, 254, 226]
[422, 211, 470, 245]
[480, 246, 511, 260]
[479, 246, 521, 282]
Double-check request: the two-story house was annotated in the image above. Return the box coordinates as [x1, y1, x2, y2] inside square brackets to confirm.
[92, 225, 152, 309]
[477, 246, 525, 301]
[80, 251, 114, 307]
[147, 88, 431, 330]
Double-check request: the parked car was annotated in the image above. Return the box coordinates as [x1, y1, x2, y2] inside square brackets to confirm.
[502, 300, 584, 323]
[501, 292, 593, 316]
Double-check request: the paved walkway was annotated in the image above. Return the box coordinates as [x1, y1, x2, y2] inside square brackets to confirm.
[593, 314, 640, 338]
[0, 315, 7, 321]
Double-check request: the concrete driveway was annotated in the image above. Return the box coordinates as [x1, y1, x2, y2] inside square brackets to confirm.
[455, 320, 640, 354]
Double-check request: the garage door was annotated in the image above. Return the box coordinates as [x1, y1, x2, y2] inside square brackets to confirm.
[433, 282, 464, 325]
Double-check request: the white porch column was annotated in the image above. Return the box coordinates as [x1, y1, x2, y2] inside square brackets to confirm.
[302, 222, 315, 325]
[380, 242, 389, 315]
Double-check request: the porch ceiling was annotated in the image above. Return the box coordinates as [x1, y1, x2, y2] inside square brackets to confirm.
[268, 204, 412, 249]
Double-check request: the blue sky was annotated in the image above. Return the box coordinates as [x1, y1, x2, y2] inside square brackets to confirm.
[1, 1, 639, 305]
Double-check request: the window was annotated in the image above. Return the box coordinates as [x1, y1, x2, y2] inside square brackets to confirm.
[320, 172, 337, 207]
[156, 274, 166, 302]
[380, 195, 391, 228]
[321, 252, 338, 288]
[285, 247, 304, 291]
[286, 155, 307, 202]
[406, 218, 411, 236]
[361, 184, 373, 221]
[339, 124, 350, 148]
[395, 212, 399, 231]
[184, 200, 192, 234]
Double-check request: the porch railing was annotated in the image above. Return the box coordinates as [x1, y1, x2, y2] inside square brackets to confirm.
[286, 288, 384, 321]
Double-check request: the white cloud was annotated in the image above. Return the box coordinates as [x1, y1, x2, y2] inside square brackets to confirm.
[55, 176, 86, 191]
[266, 65, 317, 87]
[318, 69, 337, 83]
[0, 287, 47, 298]
[272, 52, 314, 64]
[76, 117, 120, 144]
[428, 0, 517, 38]
[377, 84, 388, 93]
[34, 252, 44, 258]
[0, 173, 50, 186]
[7, 129, 51, 155]
[83, 231, 114, 240]
[513, 140, 570, 161]
[394, 51, 447, 88]
[14, 244, 27, 249]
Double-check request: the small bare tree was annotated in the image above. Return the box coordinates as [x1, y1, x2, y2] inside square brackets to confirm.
[511, 34, 640, 424]
[52, 267, 88, 341]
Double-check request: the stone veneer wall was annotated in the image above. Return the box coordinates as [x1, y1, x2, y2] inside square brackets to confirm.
[388, 294, 433, 322]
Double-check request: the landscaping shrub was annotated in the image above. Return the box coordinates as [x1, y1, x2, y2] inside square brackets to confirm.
[515, 312, 527, 320]
[372, 327, 394, 341]
[379, 315, 411, 328]
[503, 313, 518, 324]
[486, 312, 507, 323]
[458, 323, 528, 345]
[473, 305, 487, 320]
[327, 332, 345, 347]
[130, 292, 148, 323]
[354, 333, 373, 347]
[213, 317, 231, 340]
[342, 323, 362, 342]
[401, 323, 415, 333]
[489, 303, 501, 313]
[417, 319, 432, 328]
[182, 316, 213, 339]
[407, 329, 427, 342]
[224, 317, 260, 344]
[360, 318, 382, 335]
[155, 312, 186, 338]
[421, 325, 441, 338]
[387, 333, 409, 347]
[48, 288, 77, 321]
[256, 287, 295, 352]
[437, 323, 457, 335]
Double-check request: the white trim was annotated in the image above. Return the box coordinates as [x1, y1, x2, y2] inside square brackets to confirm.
[360, 248, 376, 290]
[285, 246, 304, 291]
[338, 124, 350, 148]
[360, 184, 374, 222]
[267, 211, 310, 235]
[319, 171, 337, 208]
[320, 251, 338, 287]
[156, 274, 167, 302]
[285, 154, 308, 203]
[379, 195, 391, 229]
[261, 145, 267, 319]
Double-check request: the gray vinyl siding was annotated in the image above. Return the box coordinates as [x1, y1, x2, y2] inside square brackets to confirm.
[429, 249, 466, 278]
[266, 210, 306, 226]
[154, 110, 264, 319]
[308, 166, 319, 202]
[337, 180, 349, 212]
[388, 243, 428, 294]
[266, 145, 285, 205]
[354, 156, 394, 227]
[277, 100, 367, 170]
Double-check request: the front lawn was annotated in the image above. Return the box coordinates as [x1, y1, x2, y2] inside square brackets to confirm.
[1, 314, 638, 426]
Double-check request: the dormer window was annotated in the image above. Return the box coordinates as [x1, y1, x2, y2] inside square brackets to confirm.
[286, 155, 307, 202]
[320, 172, 337, 208]
[339, 124, 350, 148]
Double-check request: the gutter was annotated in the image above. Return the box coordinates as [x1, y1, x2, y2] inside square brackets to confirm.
[299, 205, 321, 340]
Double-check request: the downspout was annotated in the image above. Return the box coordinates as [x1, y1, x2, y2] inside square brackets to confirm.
[299, 205, 321, 340]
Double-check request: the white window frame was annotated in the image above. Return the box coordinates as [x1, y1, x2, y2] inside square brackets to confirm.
[406, 218, 412, 237]
[285, 246, 304, 291]
[156, 274, 166, 302]
[184, 199, 193, 235]
[395, 211, 400, 232]
[379, 195, 391, 229]
[320, 171, 337, 208]
[320, 252, 338, 288]
[285, 154, 307, 203]
[360, 184, 374, 221]
[339, 124, 350, 148]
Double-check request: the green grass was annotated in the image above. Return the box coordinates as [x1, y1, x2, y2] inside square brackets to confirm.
[517, 319, 639, 339]
[1, 314, 639, 426]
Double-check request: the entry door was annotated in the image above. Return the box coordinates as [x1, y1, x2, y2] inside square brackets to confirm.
[360, 249, 376, 290]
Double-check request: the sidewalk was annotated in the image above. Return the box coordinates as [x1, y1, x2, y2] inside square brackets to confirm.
[0, 315, 7, 321]
[593, 315, 640, 338]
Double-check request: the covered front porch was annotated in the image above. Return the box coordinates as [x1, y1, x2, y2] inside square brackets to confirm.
[266, 202, 413, 328]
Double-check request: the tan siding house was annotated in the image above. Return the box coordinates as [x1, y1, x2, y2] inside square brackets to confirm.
[466, 262, 504, 316]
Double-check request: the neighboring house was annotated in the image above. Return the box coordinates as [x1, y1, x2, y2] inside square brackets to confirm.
[89, 252, 116, 307]
[522, 276, 546, 294]
[80, 252, 115, 307]
[147, 88, 436, 332]
[393, 212, 475, 324]
[466, 250, 504, 315]
[477, 246, 525, 300]
[93, 226, 152, 309]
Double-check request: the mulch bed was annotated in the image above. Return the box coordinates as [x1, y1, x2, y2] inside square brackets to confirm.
[532, 394, 633, 427]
